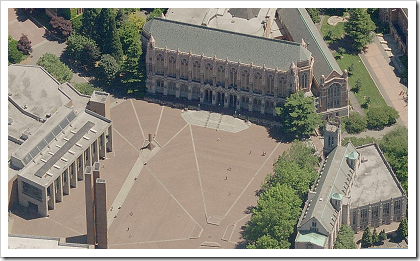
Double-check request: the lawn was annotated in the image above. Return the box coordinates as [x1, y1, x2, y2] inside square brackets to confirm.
[320, 15, 346, 44]
[335, 53, 387, 111]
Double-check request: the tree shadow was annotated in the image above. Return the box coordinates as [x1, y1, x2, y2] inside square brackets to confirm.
[14, 8, 29, 22]
[328, 35, 359, 55]
[235, 240, 248, 249]
[244, 205, 255, 215]
[9, 204, 43, 220]
[42, 31, 65, 44]
[66, 234, 87, 244]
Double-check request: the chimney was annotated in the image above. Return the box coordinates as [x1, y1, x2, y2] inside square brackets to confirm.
[95, 178, 108, 249]
[84, 166, 96, 245]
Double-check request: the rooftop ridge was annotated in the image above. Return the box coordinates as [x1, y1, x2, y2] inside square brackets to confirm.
[297, 8, 334, 72]
[148, 17, 303, 47]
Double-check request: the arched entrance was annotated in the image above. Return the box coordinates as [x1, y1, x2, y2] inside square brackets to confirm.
[229, 94, 237, 109]
[204, 89, 213, 103]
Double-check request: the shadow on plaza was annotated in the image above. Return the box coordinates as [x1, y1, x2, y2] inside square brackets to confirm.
[9, 204, 42, 221]
[66, 234, 87, 244]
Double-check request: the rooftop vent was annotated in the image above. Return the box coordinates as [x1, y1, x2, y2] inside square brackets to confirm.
[8, 118, 13, 125]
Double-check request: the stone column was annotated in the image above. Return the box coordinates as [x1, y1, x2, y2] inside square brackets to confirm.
[77, 155, 84, 181]
[390, 198, 394, 222]
[84, 166, 95, 245]
[106, 125, 113, 153]
[99, 134, 106, 159]
[163, 80, 168, 96]
[70, 162, 77, 188]
[48, 183, 55, 210]
[356, 208, 360, 233]
[63, 169, 70, 195]
[236, 95, 241, 111]
[188, 86, 192, 100]
[260, 100, 265, 114]
[368, 204, 372, 227]
[55, 175, 63, 203]
[379, 201, 383, 225]
[200, 88, 204, 103]
[40, 187, 48, 217]
[273, 101, 277, 116]
[248, 97, 253, 112]
[175, 82, 180, 98]
[151, 78, 156, 94]
[93, 141, 99, 164]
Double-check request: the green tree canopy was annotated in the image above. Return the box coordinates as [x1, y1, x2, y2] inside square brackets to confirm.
[95, 8, 123, 62]
[36, 53, 73, 83]
[120, 41, 143, 90]
[65, 33, 101, 69]
[342, 112, 367, 134]
[344, 8, 376, 51]
[276, 91, 321, 138]
[361, 226, 373, 248]
[306, 8, 321, 24]
[366, 106, 398, 130]
[81, 8, 101, 38]
[334, 224, 357, 249]
[118, 22, 140, 53]
[97, 54, 120, 85]
[243, 183, 302, 249]
[372, 228, 379, 244]
[247, 234, 281, 249]
[397, 218, 408, 239]
[378, 230, 387, 242]
[8, 35, 24, 64]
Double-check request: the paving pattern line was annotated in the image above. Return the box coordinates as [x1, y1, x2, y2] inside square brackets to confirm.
[113, 128, 140, 153]
[155, 106, 165, 137]
[162, 123, 189, 148]
[221, 142, 282, 222]
[109, 237, 191, 247]
[189, 124, 208, 219]
[46, 217, 83, 235]
[130, 99, 146, 141]
[110, 99, 128, 109]
[107, 157, 144, 228]
[144, 165, 202, 229]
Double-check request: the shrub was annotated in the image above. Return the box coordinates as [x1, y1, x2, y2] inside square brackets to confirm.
[361, 226, 373, 248]
[72, 82, 101, 96]
[49, 16, 73, 39]
[8, 35, 24, 64]
[17, 34, 32, 55]
[366, 106, 399, 130]
[378, 230, 387, 242]
[36, 53, 73, 83]
[352, 78, 362, 93]
[342, 112, 367, 134]
[397, 218, 408, 239]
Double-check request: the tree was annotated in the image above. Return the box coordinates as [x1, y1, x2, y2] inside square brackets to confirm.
[120, 41, 143, 89]
[97, 54, 120, 85]
[342, 112, 367, 134]
[306, 8, 321, 24]
[36, 53, 73, 83]
[128, 12, 146, 33]
[81, 8, 101, 38]
[361, 226, 373, 248]
[379, 126, 408, 192]
[352, 78, 362, 93]
[115, 8, 128, 29]
[72, 82, 101, 95]
[118, 22, 140, 53]
[17, 34, 32, 55]
[65, 33, 101, 69]
[95, 8, 123, 62]
[372, 228, 379, 244]
[276, 91, 321, 138]
[383, 106, 399, 125]
[247, 235, 280, 249]
[334, 224, 357, 249]
[264, 141, 318, 199]
[348, 63, 355, 75]
[344, 8, 376, 52]
[397, 218, 408, 239]
[8, 35, 24, 64]
[49, 16, 73, 39]
[243, 183, 302, 249]
[147, 8, 166, 21]
[378, 230, 387, 243]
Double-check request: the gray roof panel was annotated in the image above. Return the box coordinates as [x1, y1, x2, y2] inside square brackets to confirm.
[143, 18, 312, 71]
[278, 8, 342, 82]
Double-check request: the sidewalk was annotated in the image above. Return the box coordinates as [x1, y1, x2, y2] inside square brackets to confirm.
[359, 36, 408, 127]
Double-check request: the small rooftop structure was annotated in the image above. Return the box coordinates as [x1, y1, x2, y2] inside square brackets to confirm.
[8, 234, 93, 249]
[228, 8, 260, 20]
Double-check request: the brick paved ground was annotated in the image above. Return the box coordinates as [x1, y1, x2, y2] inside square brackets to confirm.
[9, 99, 291, 249]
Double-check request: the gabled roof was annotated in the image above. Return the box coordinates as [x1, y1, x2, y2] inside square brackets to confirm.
[298, 143, 357, 234]
[277, 8, 342, 83]
[143, 18, 312, 71]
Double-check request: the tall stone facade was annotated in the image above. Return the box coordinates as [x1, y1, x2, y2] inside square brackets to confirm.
[141, 18, 350, 117]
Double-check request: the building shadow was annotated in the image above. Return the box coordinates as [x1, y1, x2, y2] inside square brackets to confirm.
[66, 234, 87, 244]
[9, 204, 43, 220]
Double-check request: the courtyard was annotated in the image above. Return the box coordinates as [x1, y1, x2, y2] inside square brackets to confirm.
[9, 98, 291, 249]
